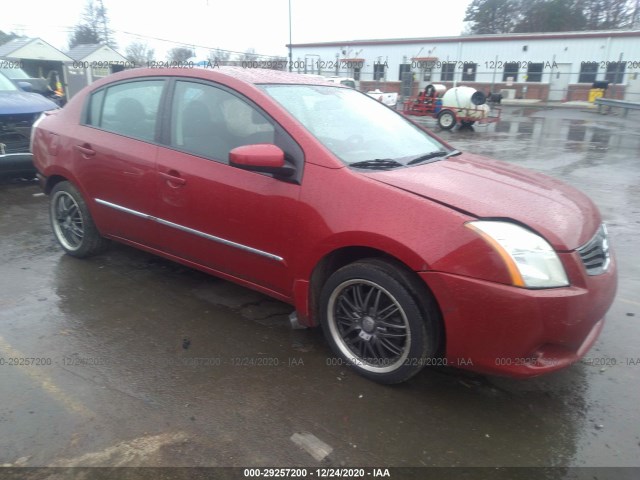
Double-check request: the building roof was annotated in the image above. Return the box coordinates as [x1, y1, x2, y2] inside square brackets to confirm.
[0, 37, 31, 57]
[288, 30, 640, 48]
[66, 43, 127, 63]
[0, 37, 72, 62]
[66, 43, 104, 60]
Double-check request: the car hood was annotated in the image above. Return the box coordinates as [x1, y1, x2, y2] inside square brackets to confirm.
[0, 91, 58, 115]
[15, 78, 50, 95]
[362, 153, 600, 250]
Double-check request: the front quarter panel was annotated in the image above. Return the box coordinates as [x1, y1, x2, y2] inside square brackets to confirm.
[293, 163, 516, 298]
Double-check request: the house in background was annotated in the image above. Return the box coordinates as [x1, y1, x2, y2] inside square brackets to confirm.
[0, 37, 72, 89]
[0, 37, 131, 100]
[65, 44, 129, 98]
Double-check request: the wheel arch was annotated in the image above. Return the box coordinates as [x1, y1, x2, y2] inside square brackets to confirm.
[305, 246, 445, 356]
[44, 174, 69, 194]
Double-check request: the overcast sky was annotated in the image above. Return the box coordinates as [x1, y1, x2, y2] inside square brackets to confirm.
[2, 0, 472, 59]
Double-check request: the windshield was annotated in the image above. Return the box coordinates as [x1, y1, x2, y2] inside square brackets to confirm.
[261, 85, 447, 166]
[0, 73, 18, 91]
[0, 67, 29, 80]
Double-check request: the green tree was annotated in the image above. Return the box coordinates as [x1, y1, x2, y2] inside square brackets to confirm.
[465, 0, 634, 33]
[209, 48, 230, 65]
[68, 25, 101, 49]
[464, 0, 522, 34]
[514, 0, 586, 32]
[578, 0, 633, 29]
[68, 0, 116, 49]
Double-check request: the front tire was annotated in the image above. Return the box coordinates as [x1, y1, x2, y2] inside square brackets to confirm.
[320, 259, 440, 384]
[50, 181, 109, 258]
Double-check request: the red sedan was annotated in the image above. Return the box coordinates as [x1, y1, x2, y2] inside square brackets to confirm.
[31, 67, 617, 384]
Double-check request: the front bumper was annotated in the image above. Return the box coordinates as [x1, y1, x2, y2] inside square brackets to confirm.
[421, 252, 617, 377]
[0, 152, 36, 179]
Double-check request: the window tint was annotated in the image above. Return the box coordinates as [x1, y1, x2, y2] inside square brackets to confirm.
[170, 81, 275, 163]
[93, 80, 164, 141]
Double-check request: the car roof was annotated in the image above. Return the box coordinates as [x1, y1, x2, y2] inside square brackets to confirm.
[215, 67, 334, 85]
[87, 66, 341, 91]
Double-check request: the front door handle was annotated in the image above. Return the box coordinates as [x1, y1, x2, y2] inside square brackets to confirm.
[159, 170, 186, 186]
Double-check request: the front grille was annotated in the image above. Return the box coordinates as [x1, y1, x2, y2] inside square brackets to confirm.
[0, 113, 37, 155]
[577, 224, 610, 275]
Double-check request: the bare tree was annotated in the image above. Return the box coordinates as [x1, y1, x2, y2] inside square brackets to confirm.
[209, 47, 231, 65]
[125, 41, 155, 67]
[239, 48, 258, 63]
[167, 47, 194, 63]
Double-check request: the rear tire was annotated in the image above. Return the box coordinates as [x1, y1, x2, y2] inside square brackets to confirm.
[319, 259, 440, 384]
[50, 181, 109, 258]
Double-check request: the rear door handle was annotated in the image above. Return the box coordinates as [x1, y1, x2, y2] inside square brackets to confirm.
[159, 170, 186, 186]
[75, 144, 95, 157]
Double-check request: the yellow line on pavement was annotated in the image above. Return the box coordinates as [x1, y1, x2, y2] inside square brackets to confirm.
[618, 297, 640, 307]
[0, 335, 93, 418]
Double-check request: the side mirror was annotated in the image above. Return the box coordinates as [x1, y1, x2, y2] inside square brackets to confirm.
[17, 81, 33, 92]
[229, 144, 295, 178]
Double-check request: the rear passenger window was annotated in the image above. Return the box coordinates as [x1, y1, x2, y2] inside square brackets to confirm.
[87, 80, 164, 142]
[88, 89, 104, 126]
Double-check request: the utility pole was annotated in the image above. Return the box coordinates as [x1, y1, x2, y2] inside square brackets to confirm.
[288, 0, 293, 72]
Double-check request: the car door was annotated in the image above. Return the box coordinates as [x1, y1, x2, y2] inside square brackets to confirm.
[154, 79, 303, 296]
[75, 79, 165, 246]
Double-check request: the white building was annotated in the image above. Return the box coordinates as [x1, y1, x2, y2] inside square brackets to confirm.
[289, 30, 640, 102]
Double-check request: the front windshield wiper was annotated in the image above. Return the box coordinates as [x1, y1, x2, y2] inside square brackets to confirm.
[407, 149, 462, 165]
[349, 159, 404, 170]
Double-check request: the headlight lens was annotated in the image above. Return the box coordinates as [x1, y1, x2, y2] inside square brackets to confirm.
[466, 221, 569, 288]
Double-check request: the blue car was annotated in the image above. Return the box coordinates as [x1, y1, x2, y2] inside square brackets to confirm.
[0, 72, 58, 179]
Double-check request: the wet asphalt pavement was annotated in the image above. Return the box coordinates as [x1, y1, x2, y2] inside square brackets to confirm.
[0, 106, 639, 477]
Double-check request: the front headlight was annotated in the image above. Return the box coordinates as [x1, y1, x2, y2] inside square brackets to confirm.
[466, 221, 569, 288]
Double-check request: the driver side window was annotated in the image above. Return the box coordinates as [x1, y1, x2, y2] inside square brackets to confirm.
[170, 81, 275, 163]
